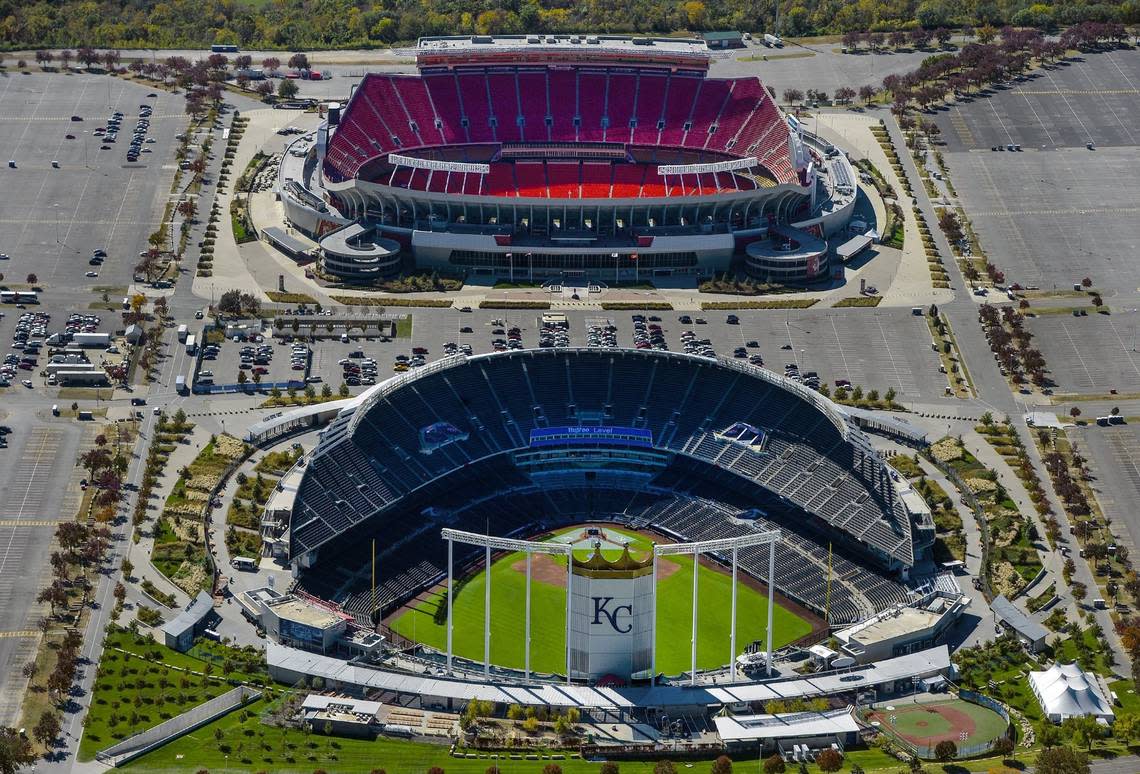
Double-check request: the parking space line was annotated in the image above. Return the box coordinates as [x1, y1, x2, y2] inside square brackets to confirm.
[1057, 321, 1099, 390]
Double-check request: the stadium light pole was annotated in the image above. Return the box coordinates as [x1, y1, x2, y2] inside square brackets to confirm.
[691, 549, 698, 685]
[446, 537, 453, 674]
[650, 550, 658, 684]
[507, 252, 513, 284]
[484, 542, 491, 680]
[566, 549, 573, 684]
[730, 544, 738, 682]
[766, 539, 775, 676]
[525, 551, 532, 681]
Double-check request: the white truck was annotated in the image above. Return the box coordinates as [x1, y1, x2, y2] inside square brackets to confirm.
[763, 33, 783, 48]
[185, 334, 197, 354]
[175, 374, 187, 394]
[177, 324, 189, 342]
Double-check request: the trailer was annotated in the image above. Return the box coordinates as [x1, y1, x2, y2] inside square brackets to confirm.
[57, 370, 110, 386]
[185, 334, 197, 354]
[72, 332, 112, 348]
[763, 33, 783, 47]
[175, 374, 188, 394]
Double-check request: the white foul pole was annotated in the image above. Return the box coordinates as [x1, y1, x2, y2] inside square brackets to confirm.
[730, 544, 738, 682]
[766, 539, 776, 676]
[446, 538, 453, 674]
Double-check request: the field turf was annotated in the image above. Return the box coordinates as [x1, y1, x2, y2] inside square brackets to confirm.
[389, 526, 813, 675]
[870, 698, 1008, 747]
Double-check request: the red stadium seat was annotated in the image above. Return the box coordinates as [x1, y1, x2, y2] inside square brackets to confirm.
[517, 71, 549, 143]
[547, 162, 579, 198]
[487, 71, 522, 143]
[322, 69, 798, 188]
[581, 163, 612, 198]
[515, 162, 547, 198]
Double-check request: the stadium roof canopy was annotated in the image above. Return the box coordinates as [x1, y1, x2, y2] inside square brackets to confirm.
[267, 643, 951, 710]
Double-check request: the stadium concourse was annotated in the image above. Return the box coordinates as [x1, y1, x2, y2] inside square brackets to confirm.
[272, 348, 938, 682]
[281, 35, 861, 284]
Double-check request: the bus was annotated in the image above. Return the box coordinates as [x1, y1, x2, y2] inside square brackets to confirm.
[211, 44, 239, 53]
[0, 290, 38, 304]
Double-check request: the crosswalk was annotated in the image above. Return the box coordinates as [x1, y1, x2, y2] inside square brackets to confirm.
[0, 520, 55, 528]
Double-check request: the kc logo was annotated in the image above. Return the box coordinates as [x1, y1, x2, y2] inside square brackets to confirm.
[591, 597, 633, 633]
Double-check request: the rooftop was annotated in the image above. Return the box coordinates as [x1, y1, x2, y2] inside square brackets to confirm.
[836, 606, 943, 649]
[267, 596, 346, 630]
[416, 34, 709, 58]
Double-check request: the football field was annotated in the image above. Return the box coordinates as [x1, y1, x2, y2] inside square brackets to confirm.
[389, 525, 815, 676]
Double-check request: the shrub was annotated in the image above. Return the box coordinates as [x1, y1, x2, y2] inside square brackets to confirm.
[762, 756, 785, 774]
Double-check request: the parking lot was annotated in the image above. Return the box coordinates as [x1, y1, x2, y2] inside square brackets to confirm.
[1070, 423, 1140, 560]
[274, 307, 947, 402]
[934, 51, 1140, 294]
[935, 50, 1140, 152]
[1029, 312, 1140, 396]
[198, 330, 311, 389]
[0, 72, 184, 294]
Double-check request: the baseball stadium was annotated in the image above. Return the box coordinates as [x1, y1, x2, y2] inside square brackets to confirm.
[281, 348, 938, 683]
[280, 35, 860, 283]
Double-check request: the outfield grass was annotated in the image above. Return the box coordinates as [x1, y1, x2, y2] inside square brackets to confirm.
[390, 526, 813, 675]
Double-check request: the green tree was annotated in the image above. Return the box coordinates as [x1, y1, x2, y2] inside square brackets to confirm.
[1063, 715, 1101, 751]
[338, 381, 349, 397]
[1035, 746, 1089, 774]
[0, 727, 36, 773]
[277, 79, 299, 100]
[934, 739, 957, 760]
[1113, 712, 1140, 744]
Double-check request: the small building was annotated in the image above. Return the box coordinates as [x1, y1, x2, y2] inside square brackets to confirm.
[834, 589, 967, 664]
[263, 226, 317, 262]
[1029, 662, 1115, 724]
[301, 694, 383, 738]
[701, 31, 745, 49]
[262, 594, 348, 653]
[714, 707, 859, 754]
[991, 595, 1049, 653]
[123, 324, 143, 344]
[159, 590, 216, 652]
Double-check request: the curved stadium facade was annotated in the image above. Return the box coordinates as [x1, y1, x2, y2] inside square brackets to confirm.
[287, 36, 856, 283]
[287, 349, 935, 632]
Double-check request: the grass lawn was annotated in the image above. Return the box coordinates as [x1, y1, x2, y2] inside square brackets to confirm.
[390, 526, 813, 675]
[78, 628, 267, 761]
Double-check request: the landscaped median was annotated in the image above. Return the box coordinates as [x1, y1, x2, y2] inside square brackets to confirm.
[928, 436, 1043, 599]
[701, 299, 817, 310]
[152, 434, 251, 595]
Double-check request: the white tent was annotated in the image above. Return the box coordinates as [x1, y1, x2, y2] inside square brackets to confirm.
[1028, 662, 1115, 723]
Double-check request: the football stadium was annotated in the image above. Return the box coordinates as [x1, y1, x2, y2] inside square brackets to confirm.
[280, 348, 939, 684]
[281, 35, 860, 283]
